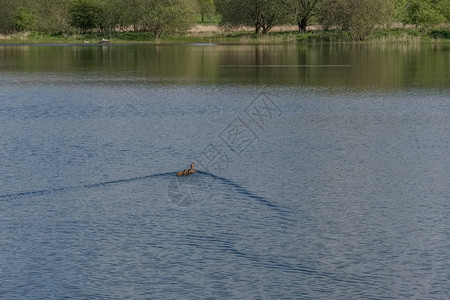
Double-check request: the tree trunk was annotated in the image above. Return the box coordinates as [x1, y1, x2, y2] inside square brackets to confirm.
[201, 13, 204, 23]
[298, 17, 308, 33]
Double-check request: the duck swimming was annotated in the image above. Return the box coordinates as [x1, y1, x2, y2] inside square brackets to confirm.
[176, 163, 196, 176]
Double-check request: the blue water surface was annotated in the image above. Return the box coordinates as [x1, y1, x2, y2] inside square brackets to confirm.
[0, 44, 449, 299]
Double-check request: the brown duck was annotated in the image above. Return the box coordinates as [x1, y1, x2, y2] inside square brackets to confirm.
[176, 163, 196, 176]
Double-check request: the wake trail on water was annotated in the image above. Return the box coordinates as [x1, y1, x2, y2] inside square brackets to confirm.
[196, 171, 290, 216]
[0, 172, 173, 201]
[0, 171, 336, 282]
[0, 171, 285, 215]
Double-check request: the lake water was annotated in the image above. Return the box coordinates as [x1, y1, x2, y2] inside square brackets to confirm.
[0, 43, 449, 299]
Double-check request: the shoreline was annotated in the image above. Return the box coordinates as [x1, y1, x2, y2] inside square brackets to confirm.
[0, 27, 449, 45]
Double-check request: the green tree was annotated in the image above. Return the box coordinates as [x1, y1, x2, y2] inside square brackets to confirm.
[319, 0, 352, 31]
[436, 0, 450, 21]
[319, 0, 393, 40]
[98, 0, 127, 35]
[121, 0, 145, 31]
[216, 0, 289, 34]
[68, 0, 102, 33]
[198, 0, 215, 23]
[286, 0, 321, 32]
[32, 0, 70, 32]
[350, 0, 393, 39]
[0, 0, 34, 33]
[405, 0, 447, 29]
[0, 1, 16, 33]
[393, 0, 408, 24]
[140, 0, 198, 38]
[13, 6, 35, 32]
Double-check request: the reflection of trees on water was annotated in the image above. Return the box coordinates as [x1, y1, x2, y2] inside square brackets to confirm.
[0, 43, 448, 88]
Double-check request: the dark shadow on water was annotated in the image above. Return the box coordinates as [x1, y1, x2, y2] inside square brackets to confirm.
[0, 172, 173, 200]
[196, 170, 290, 216]
[0, 171, 281, 215]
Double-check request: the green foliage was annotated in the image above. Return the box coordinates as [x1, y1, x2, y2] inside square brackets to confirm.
[198, 0, 215, 22]
[1, 0, 449, 38]
[120, 0, 143, 31]
[216, 0, 289, 34]
[68, 0, 102, 33]
[286, 0, 322, 32]
[0, 1, 16, 33]
[196, 13, 221, 24]
[295, 30, 351, 42]
[3, 26, 449, 43]
[319, 0, 350, 30]
[319, 0, 394, 40]
[429, 29, 450, 38]
[370, 27, 425, 42]
[393, 0, 408, 23]
[350, 0, 394, 40]
[33, 0, 70, 32]
[97, 0, 127, 35]
[140, 0, 199, 38]
[13, 6, 35, 32]
[437, 0, 450, 21]
[405, 0, 447, 29]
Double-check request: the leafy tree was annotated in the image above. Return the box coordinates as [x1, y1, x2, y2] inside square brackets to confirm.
[140, 0, 198, 38]
[98, 0, 127, 35]
[0, 1, 16, 33]
[393, 0, 408, 24]
[13, 6, 35, 32]
[350, 0, 393, 40]
[319, 0, 393, 40]
[405, 0, 447, 29]
[32, 0, 70, 32]
[198, 0, 215, 23]
[216, 0, 289, 34]
[319, 0, 352, 31]
[121, 0, 145, 31]
[286, 0, 321, 32]
[436, 0, 450, 21]
[68, 0, 102, 33]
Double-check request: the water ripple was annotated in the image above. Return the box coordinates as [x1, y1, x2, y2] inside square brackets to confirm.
[0, 172, 172, 200]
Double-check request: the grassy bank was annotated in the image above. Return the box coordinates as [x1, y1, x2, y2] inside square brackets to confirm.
[227, 28, 450, 44]
[1, 27, 449, 44]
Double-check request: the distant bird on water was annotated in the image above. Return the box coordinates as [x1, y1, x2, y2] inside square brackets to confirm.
[99, 38, 110, 44]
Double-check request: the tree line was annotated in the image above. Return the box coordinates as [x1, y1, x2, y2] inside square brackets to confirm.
[0, 0, 214, 38]
[0, 0, 448, 39]
[217, 0, 449, 39]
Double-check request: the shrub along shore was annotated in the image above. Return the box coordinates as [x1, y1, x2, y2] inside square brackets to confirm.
[1, 27, 449, 44]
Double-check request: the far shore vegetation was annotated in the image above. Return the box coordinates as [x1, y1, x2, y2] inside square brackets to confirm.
[0, 0, 449, 44]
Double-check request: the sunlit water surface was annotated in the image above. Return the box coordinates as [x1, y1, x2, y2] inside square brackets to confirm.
[0, 44, 449, 299]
